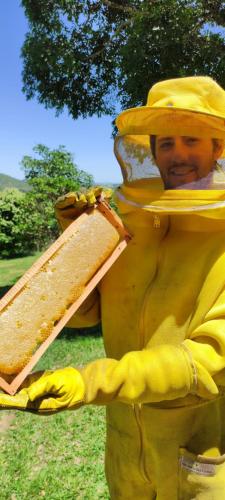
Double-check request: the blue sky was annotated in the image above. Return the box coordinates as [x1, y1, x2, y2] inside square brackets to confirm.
[0, 2, 122, 184]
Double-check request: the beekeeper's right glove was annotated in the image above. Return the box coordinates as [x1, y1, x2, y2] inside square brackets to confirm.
[0, 368, 85, 414]
[55, 186, 113, 231]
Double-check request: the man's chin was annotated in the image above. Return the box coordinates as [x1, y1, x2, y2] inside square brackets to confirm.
[164, 173, 199, 189]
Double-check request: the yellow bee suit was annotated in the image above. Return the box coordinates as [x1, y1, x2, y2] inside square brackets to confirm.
[51, 77, 225, 497]
[67, 176, 225, 499]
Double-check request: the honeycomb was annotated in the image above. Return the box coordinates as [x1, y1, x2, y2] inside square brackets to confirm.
[0, 209, 120, 374]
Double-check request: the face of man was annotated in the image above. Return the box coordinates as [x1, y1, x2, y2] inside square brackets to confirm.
[154, 136, 223, 189]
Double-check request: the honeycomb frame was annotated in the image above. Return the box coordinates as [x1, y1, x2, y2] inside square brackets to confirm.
[0, 201, 130, 395]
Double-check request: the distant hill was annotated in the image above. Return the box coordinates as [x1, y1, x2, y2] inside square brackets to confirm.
[0, 175, 119, 193]
[94, 182, 119, 189]
[0, 173, 30, 192]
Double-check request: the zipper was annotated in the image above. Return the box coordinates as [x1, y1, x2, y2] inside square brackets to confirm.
[138, 252, 160, 350]
[153, 214, 161, 228]
[133, 216, 170, 483]
[133, 403, 152, 483]
[138, 217, 170, 348]
[133, 255, 160, 485]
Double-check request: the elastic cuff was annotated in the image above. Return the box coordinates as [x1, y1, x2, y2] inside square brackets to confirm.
[181, 343, 198, 393]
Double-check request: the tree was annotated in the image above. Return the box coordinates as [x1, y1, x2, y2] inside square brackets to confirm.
[0, 146, 93, 258]
[21, 0, 225, 119]
[21, 143, 93, 200]
[21, 144, 93, 247]
[0, 189, 39, 258]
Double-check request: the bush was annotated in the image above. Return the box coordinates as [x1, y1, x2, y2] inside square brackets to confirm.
[0, 189, 38, 258]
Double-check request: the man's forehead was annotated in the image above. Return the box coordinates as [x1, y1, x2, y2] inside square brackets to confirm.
[156, 135, 199, 140]
[156, 135, 205, 144]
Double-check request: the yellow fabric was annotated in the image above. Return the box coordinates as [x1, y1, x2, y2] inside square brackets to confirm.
[115, 177, 225, 215]
[81, 344, 218, 405]
[66, 289, 100, 328]
[75, 180, 225, 498]
[116, 77, 225, 156]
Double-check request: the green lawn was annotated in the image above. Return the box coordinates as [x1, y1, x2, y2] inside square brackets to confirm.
[0, 253, 42, 289]
[0, 255, 109, 499]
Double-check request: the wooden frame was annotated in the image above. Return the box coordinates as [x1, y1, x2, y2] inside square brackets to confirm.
[0, 201, 130, 395]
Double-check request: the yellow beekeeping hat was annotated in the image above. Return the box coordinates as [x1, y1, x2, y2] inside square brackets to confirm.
[116, 76, 225, 157]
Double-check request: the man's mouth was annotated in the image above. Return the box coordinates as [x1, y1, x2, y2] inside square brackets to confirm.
[169, 165, 197, 177]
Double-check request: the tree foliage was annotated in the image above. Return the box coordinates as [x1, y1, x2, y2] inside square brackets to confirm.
[0, 145, 93, 258]
[0, 189, 38, 258]
[21, 143, 93, 249]
[22, 143, 93, 202]
[21, 0, 225, 118]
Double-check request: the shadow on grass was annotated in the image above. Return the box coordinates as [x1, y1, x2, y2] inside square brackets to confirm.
[0, 286, 11, 299]
[0, 285, 102, 339]
[59, 323, 102, 340]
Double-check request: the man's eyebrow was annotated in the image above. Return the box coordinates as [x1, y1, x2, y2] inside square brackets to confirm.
[157, 137, 173, 144]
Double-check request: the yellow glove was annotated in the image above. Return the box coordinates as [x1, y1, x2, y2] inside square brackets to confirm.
[0, 371, 45, 412]
[0, 389, 30, 411]
[55, 186, 113, 231]
[0, 368, 85, 414]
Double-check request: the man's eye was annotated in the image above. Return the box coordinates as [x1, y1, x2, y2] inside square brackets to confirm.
[160, 142, 172, 149]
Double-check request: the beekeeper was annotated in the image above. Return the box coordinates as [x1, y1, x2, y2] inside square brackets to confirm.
[2, 76, 225, 499]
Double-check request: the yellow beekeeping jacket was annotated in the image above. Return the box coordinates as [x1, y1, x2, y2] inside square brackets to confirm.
[69, 177, 225, 499]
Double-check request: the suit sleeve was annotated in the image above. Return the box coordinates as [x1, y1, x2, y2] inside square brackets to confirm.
[183, 287, 225, 391]
[66, 289, 101, 328]
[78, 290, 225, 405]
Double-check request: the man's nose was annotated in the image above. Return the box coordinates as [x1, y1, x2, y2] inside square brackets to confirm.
[173, 141, 188, 163]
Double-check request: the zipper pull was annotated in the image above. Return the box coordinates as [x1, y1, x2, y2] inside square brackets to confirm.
[153, 215, 160, 228]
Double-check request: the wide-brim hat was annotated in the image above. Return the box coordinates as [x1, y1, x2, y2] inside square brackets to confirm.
[116, 76, 225, 158]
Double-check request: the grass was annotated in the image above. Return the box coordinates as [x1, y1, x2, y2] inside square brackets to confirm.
[0, 253, 42, 288]
[0, 255, 109, 499]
